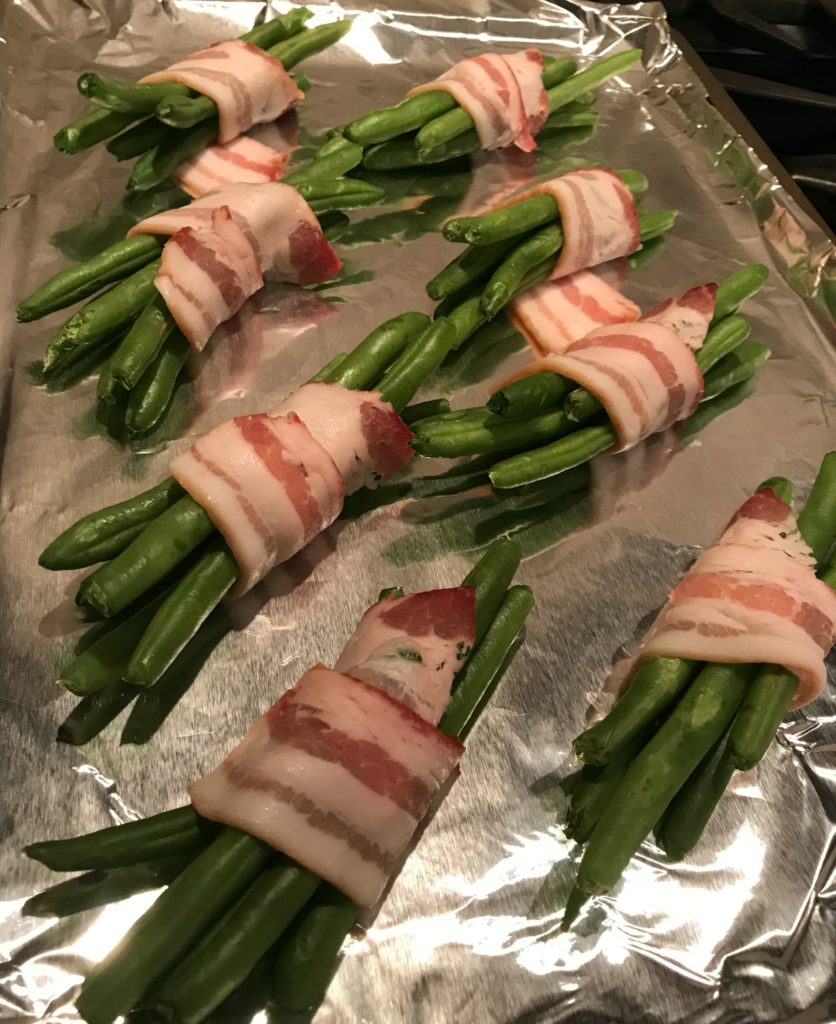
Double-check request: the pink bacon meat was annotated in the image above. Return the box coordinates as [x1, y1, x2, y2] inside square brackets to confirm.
[640, 486, 836, 708]
[189, 664, 464, 907]
[155, 207, 263, 351]
[275, 382, 414, 494]
[507, 267, 641, 358]
[170, 412, 344, 596]
[336, 588, 476, 724]
[172, 136, 289, 199]
[141, 39, 303, 144]
[129, 182, 341, 287]
[408, 49, 547, 153]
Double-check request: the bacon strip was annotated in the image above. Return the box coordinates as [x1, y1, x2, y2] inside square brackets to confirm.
[129, 182, 341, 286]
[408, 49, 547, 153]
[155, 207, 263, 351]
[172, 136, 289, 199]
[141, 39, 303, 144]
[507, 267, 641, 358]
[170, 412, 344, 596]
[336, 588, 476, 724]
[274, 382, 414, 495]
[189, 664, 464, 907]
[639, 487, 836, 708]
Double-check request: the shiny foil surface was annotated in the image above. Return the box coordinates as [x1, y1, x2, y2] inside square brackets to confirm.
[1, 1, 835, 1022]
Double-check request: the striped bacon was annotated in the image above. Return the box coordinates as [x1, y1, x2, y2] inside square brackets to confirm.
[172, 136, 289, 199]
[188, 664, 464, 907]
[408, 49, 547, 153]
[274, 382, 414, 495]
[141, 39, 303, 143]
[170, 412, 344, 596]
[130, 182, 341, 287]
[640, 486, 836, 708]
[336, 588, 476, 724]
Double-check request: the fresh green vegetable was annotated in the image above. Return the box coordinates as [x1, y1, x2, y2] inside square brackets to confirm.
[127, 118, 219, 192]
[489, 424, 614, 490]
[124, 327, 190, 436]
[329, 312, 431, 391]
[57, 682, 138, 746]
[412, 406, 572, 458]
[106, 117, 174, 160]
[102, 291, 175, 395]
[701, 341, 770, 400]
[401, 397, 451, 426]
[711, 264, 768, 324]
[566, 731, 651, 843]
[78, 74, 189, 115]
[54, 108, 138, 155]
[376, 317, 457, 411]
[488, 372, 570, 418]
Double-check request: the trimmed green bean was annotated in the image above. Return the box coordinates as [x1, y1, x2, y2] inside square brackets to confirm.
[17, 235, 163, 323]
[346, 92, 457, 146]
[104, 291, 175, 394]
[270, 18, 351, 70]
[426, 238, 518, 302]
[241, 7, 314, 48]
[489, 424, 615, 490]
[75, 829, 273, 1024]
[22, 852, 196, 918]
[413, 407, 572, 458]
[40, 478, 183, 571]
[54, 108, 137, 155]
[319, 209, 350, 242]
[376, 317, 457, 411]
[309, 351, 348, 383]
[125, 541, 238, 687]
[78, 74, 189, 114]
[76, 495, 216, 618]
[573, 659, 698, 766]
[572, 662, 755, 901]
[546, 49, 640, 117]
[567, 730, 651, 843]
[402, 398, 451, 426]
[107, 117, 173, 160]
[124, 326, 190, 436]
[127, 118, 219, 193]
[330, 312, 431, 391]
[295, 178, 382, 203]
[701, 341, 770, 400]
[42, 260, 161, 376]
[797, 450, 836, 565]
[462, 536, 523, 642]
[58, 682, 139, 746]
[488, 372, 570, 418]
[284, 138, 365, 184]
[711, 264, 768, 324]
[25, 805, 213, 872]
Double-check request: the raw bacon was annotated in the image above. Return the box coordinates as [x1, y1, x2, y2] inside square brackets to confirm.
[507, 267, 641, 357]
[640, 487, 836, 708]
[155, 207, 263, 351]
[129, 182, 342, 287]
[141, 39, 303, 143]
[492, 166, 640, 279]
[408, 49, 547, 153]
[189, 664, 464, 907]
[275, 382, 414, 494]
[336, 588, 476, 724]
[170, 412, 344, 596]
[172, 136, 289, 199]
[644, 283, 718, 350]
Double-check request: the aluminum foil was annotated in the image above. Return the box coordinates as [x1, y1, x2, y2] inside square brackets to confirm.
[1, 1, 835, 1022]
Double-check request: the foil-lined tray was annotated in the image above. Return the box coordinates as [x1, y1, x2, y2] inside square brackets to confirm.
[1, 2, 835, 1021]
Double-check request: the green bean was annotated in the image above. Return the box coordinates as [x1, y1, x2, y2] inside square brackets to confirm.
[106, 117, 173, 160]
[570, 662, 754, 904]
[284, 137, 365, 184]
[124, 327, 190, 436]
[76, 495, 216, 618]
[318, 209, 350, 242]
[102, 291, 175, 396]
[413, 407, 572, 458]
[25, 805, 214, 872]
[566, 730, 651, 843]
[270, 18, 351, 70]
[426, 238, 519, 302]
[54, 108, 138, 155]
[711, 264, 768, 324]
[488, 372, 570, 418]
[78, 74, 189, 115]
[58, 682, 138, 746]
[329, 312, 431, 391]
[461, 536, 523, 642]
[75, 829, 272, 1024]
[655, 726, 737, 860]
[573, 659, 698, 766]
[59, 591, 168, 696]
[309, 351, 348, 383]
[439, 585, 534, 738]
[797, 450, 836, 565]
[306, 188, 385, 214]
[295, 178, 381, 203]
[125, 541, 238, 687]
[127, 118, 219, 193]
[489, 424, 614, 490]
[401, 398, 451, 426]
[17, 235, 163, 323]
[42, 260, 161, 376]
[360, 135, 457, 172]
[40, 478, 183, 571]
[376, 317, 457, 411]
[147, 861, 320, 1024]
[701, 341, 770, 400]
[546, 49, 640, 117]
[241, 8, 314, 48]
[22, 852, 197, 918]
[347, 92, 457, 146]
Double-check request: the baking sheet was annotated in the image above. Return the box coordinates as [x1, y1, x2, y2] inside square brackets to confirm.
[1, 1, 835, 1022]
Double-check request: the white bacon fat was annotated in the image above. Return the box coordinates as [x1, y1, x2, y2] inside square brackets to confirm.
[141, 39, 303, 144]
[408, 49, 547, 153]
[640, 487, 836, 708]
[155, 207, 263, 351]
[336, 588, 476, 724]
[170, 412, 344, 596]
[275, 382, 414, 495]
[130, 182, 342, 286]
[172, 136, 289, 199]
[189, 664, 464, 907]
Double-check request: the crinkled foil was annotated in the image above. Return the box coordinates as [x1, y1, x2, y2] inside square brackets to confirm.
[1, 2, 835, 1022]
